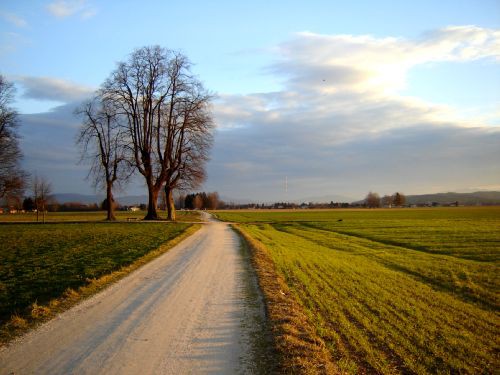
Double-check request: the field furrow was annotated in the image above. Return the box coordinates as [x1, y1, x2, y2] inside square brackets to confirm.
[276, 223, 499, 311]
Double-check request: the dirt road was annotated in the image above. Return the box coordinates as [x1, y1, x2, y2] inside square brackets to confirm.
[0, 217, 270, 374]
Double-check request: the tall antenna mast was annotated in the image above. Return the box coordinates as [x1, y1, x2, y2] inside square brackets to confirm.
[285, 176, 288, 203]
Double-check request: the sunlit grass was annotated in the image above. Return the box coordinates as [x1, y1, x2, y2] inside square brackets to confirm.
[226, 207, 500, 373]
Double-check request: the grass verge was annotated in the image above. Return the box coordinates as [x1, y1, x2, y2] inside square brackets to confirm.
[233, 224, 338, 374]
[0, 223, 200, 346]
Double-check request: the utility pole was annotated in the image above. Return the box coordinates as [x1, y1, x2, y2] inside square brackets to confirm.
[285, 176, 288, 204]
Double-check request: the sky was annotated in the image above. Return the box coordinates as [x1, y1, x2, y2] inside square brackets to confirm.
[1, 0, 499, 202]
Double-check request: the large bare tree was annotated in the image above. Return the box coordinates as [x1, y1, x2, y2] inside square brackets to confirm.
[103, 46, 213, 220]
[0, 75, 25, 200]
[76, 94, 129, 221]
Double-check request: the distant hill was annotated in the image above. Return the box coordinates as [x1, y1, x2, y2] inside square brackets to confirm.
[114, 195, 148, 206]
[52, 193, 104, 204]
[405, 191, 500, 205]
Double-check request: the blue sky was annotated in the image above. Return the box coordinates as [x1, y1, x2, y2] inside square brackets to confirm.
[1, 0, 499, 201]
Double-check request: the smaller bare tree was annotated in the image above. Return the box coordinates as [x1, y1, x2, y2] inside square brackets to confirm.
[162, 87, 214, 221]
[76, 94, 129, 221]
[365, 191, 381, 208]
[33, 175, 52, 223]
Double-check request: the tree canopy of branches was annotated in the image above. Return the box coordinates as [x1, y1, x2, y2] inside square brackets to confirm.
[102, 46, 213, 220]
[76, 95, 129, 221]
[0, 75, 25, 201]
[365, 191, 381, 208]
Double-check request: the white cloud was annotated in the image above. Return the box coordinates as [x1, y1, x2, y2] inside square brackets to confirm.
[15, 76, 94, 103]
[0, 11, 27, 27]
[204, 26, 500, 200]
[46, 0, 96, 19]
[273, 26, 500, 94]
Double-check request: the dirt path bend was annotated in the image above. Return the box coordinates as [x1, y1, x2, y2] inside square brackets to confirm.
[0, 218, 269, 374]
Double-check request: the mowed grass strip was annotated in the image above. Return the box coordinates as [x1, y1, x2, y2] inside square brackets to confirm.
[0, 222, 197, 343]
[242, 223, 498, 374]
[220, 208, 500, 374]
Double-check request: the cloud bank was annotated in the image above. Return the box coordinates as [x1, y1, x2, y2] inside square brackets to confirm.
[206, 26, 500, 201]
[15, 76, 94, 103]
[16, 26, 500, 199]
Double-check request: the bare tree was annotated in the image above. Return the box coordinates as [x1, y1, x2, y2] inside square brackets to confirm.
[76, 94, 129, 221]
[162, 82, 213, 220]
[103, 46, 213, 220]
[365, 191, 381, 208]
[33, 175, 52, 223]
[0, 75, 26, 200]
[392, 192, 406, 207]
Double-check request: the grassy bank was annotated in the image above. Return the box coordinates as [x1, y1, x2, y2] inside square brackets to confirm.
[222, 207, 500, 374]
[0, 222, 199, 344]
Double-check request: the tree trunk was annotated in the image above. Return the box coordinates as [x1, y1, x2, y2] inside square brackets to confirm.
[144, 185, 160, 220]
[165, 185, 176, 221]
[106, 183, 116, 221]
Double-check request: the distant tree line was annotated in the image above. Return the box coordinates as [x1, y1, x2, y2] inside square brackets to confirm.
[216, 201, 353, 210]
[182, 192, 220, 210]
[21, 197, 99, 213]
[365, 192, 406, 208]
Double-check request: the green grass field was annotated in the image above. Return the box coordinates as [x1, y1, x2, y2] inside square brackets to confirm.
[0, 210, 201, 222]
[221, 207, 500, 374]
[0, 222, 193, 326]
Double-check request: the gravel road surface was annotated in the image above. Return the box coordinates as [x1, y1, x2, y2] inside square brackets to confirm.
[0, 217, 268, 374]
